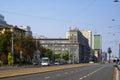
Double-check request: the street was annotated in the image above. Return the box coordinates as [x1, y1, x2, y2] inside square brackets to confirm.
[0, 64, 114, 80]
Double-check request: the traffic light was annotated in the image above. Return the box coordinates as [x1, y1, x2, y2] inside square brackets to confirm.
[114, 0, 119, 2]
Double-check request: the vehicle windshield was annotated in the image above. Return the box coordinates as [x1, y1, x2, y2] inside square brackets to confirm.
[42, 59, 48, 63]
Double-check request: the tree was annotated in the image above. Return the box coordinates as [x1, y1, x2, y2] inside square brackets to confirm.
[54, 53, 61, 61]
[63, 51, 69, 61]
[21, 36, 36, 63]
[0, 31, 12, 64]
[45, 49, 52, 61]
[108, 47, 112, 62]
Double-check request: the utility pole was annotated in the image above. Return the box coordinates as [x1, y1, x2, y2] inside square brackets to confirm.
[11, 27, 14, 65]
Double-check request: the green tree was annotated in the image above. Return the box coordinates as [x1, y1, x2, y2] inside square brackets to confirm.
[21, 36, 36, 63]
[63, 51, 69, 61]
[45, 49, 52, 61]
[38, 44, 46, 58]
[0, 31, 12, 64]
[108, 47, 112, 62]
[54, 53, 61, 61]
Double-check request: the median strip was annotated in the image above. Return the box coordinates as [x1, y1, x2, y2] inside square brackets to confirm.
[0, 63, 99, 79]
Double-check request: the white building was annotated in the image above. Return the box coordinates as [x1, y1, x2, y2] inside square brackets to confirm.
[19, 26, 32, 36]
[37, 28, 90, 63]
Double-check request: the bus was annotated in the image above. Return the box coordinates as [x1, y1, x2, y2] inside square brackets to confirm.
[41, 57, 50, 66]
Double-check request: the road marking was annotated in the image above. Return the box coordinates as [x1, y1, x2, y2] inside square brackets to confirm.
[79, 67, 103, 80]
[80, 77, 83, 79]
[83, 76, 87, 78]
[45, 76, 50, 79]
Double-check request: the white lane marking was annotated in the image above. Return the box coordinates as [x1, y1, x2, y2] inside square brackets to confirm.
[79, 67, 103, 80]
[45, 76, 50, 79]
[83, 76, 87, 78]
[80, 77, 83, 79]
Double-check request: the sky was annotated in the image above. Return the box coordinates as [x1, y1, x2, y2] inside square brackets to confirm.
[0, 0, 120, 57]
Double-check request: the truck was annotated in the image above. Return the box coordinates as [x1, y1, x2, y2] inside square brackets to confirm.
[41, 57, 50, 66]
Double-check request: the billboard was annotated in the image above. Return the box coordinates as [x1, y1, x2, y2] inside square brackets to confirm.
[94, 35, 101, 50]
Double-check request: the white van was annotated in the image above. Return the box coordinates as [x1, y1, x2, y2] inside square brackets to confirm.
[41, 57, 50, 66]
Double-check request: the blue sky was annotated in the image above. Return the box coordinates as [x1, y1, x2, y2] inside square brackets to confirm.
[0, 0, 120, 57]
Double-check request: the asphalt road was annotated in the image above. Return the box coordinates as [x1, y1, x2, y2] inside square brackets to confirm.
[0, 64, 114, 80]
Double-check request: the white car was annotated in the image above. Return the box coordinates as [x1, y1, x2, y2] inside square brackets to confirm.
[54, 61, 60, 65]
[89, 61, 94, 63]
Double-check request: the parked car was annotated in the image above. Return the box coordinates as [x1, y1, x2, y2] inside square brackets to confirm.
[54, 61, 60, 65]
[89, 61, 94, 64]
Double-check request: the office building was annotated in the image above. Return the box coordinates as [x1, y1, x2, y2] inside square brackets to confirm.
[94, 34, 102, 62]
[38, 28, 90, 63]
[80, 30, 92, 48]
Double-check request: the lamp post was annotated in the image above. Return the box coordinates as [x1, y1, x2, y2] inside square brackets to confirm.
[114, 0, 119, 2]
[11, 27, 14, 65]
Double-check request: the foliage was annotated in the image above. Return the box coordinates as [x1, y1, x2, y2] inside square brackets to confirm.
[22, 36, 36, 60]
[38, 45, 46, 58]
[63, 51, 69, 61]
[0, 31, 37, 64]
[54, 53, 61, 60]
[45, 49, 52, 61]
[0, 31, 12, 56]
[0, 31, 12, 64]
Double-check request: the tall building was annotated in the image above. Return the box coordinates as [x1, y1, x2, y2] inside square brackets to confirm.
[0, 14, 8, 27]
[66, 28, 90, 63]
[94, 34, 102, 62]
[80, 30, 92, 48]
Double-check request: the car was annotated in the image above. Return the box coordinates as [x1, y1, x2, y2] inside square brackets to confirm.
[89, 61, 94, 64]
[54, 61, 60, 65]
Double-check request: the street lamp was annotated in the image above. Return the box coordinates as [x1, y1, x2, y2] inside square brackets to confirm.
[112, 19, 120, 21]
[11, 27, 14, 65]
[114, 0, 119, 2]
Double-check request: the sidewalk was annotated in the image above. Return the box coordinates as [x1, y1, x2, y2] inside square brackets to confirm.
[0, 64, 36, 70]
[0, 63, 98, 79]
